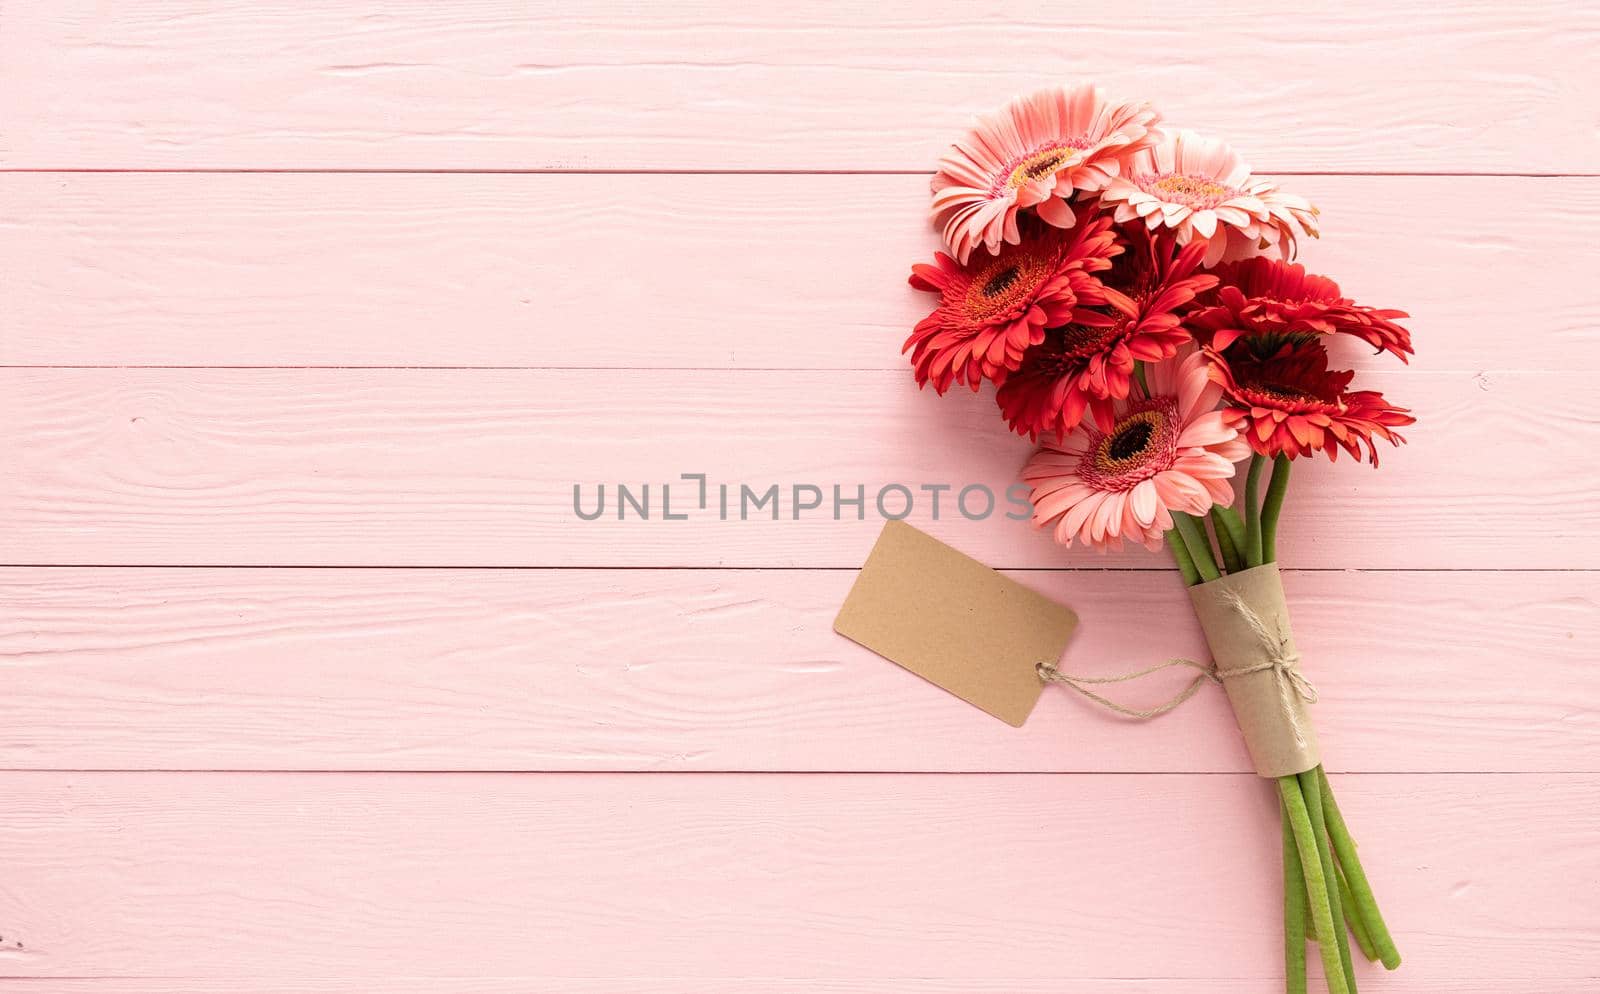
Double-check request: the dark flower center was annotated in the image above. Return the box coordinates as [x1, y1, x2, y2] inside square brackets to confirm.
[1233, 331, 1318, 359]
[1080, 403, 1180, 488]
[962, 250, 1054, 322]
[1019, 320, 1126, 379]
[1107, 420, 1154, 460]
[1253, 381, 1317, 403]
[1229, 348, 1353, 411]
[1055, 319, 1124, 359]
[982, 265, 1022, 298]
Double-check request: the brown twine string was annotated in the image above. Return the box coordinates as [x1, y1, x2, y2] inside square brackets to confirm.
[1036, 589, 1317, 732]
[1036, 658, 1217, 719]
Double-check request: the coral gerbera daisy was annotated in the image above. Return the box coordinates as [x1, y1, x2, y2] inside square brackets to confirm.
[1099, 130, 1320, 267]
[930, 84, 1160, 263]
[1205, 336, 1415, 465]
[1021, 348, 1249, 552]
[905, 211, 1121, 393]
[995, 234, 1217, 438]
[1187, 257, 1413, 360]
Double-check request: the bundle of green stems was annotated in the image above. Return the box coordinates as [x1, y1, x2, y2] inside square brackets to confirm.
[1168, 453, 1400, 994]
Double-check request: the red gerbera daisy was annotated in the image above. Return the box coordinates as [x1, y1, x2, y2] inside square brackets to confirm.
[1187, 257, 1413, 360]
[904, 211, 1121, 393]
[1205, 336, 1415, 464]
[1106, 228, 1221, 322]
[996, 235, 1218, 439]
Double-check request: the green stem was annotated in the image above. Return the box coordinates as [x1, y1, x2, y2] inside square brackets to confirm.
[1261, 455, 1293, 564]
[1243, 454, 1266, 566]
[1166, 529, 1201, 587]
[1210, 507, 1244, 574]
[1172, 513, 1220, 583]
[1338, 861, 1378, 963]
[1319, 768, 1402, 970]
[1212, 504, 1248, 561]
[1279, 775, 1350, 994]
[1301, 768, 1357, 993]
[1281, 798, 1309, 994]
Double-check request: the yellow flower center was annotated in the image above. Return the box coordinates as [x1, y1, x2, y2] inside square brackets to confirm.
[1143, 172, 1238, 208]
[1006, 144, 1082, 189]
[1154, 175, 1227, 198]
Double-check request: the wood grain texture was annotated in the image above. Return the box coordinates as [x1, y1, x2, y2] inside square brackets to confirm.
[1, 2, 1596, 172]
[3, 2, 1594, 988]
[3, 983, 1592, 994]
[3, 173, 1594, 370]
[0, 771, 1591, 980]
[2, 568, 1594, 774]
[2, 368, 1592, 569]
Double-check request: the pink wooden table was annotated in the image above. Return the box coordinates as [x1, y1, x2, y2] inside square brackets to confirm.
[2, 3, 1597, 991]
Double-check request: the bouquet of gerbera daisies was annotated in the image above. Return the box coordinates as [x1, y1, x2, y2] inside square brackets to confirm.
[906, 85, 1413, 994]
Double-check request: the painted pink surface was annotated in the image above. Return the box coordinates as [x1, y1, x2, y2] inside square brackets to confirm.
[3, 986, 1592, 994]
[2, 173, 1595, 370]
[0, 772, 1593, 981]
[1, 2, 1596, 172]
[2, 2, 1597, 991]
[1, 567, 1595, 773]
[1, 368, 1592, 569]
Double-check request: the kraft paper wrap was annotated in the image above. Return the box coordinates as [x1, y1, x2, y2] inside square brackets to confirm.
[1188, 564, 1321, 778]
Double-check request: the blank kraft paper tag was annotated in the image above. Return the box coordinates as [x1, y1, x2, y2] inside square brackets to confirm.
[834, 520, 1079, 727]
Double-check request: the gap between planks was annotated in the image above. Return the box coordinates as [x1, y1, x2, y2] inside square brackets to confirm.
[3, 979, 1587, 985]
[0, 769, 1586, 776]
[2, 169, 1596, 177]
[3, 365, 1596, 372]
[1, 564, 1595, 572]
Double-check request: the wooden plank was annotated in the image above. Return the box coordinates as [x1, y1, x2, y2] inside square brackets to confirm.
[2, 173, 1593, 370]
[0, 2, 1595, 172]
[0, 771, 1590, 980]
[1, 568, 1593, 774]
[0, 368, 1591, 569]
[2, 982, 1590, 994]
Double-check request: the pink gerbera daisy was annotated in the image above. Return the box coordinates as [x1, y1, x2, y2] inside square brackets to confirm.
[1186, 257, 1413, 360]
[905, 211, 1120, 393]
[1022, 348, 1249, 552]
[931, 84, 1160, 263]
[1100, 131, 1319, 267]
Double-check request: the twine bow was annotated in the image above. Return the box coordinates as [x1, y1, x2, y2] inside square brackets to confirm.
[1036, 589, 1317, 738]
[1210, 589, 1319, 746]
